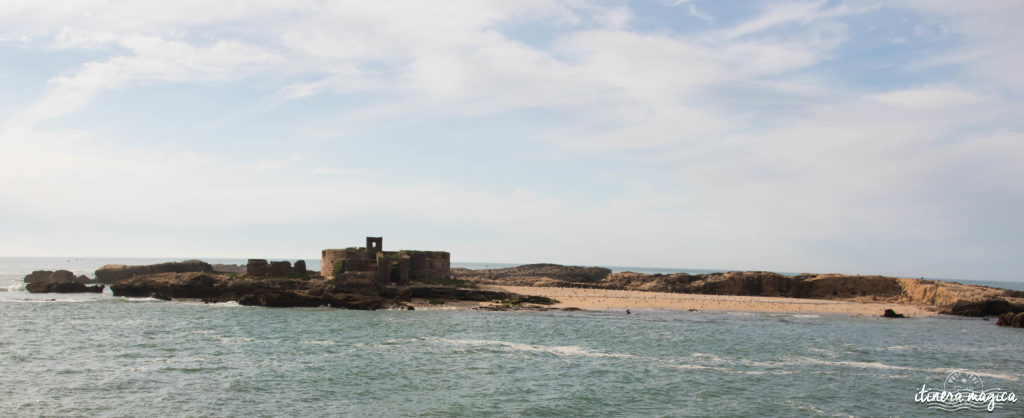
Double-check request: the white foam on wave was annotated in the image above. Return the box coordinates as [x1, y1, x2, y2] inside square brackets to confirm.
[805, 359, 1020, 382]
[436, 338, 637, 359]
[4, 283, 26, 292]
[120, 297, 164, 303]
[218, 336, 265, 345]
[0, 297, 98, 303]
[691, 352, 782, 368]
[699, 354, 1021, 382]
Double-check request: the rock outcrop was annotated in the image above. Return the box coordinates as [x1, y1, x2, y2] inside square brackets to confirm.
[996, 312, 1024, 328]
[110, 272, 393, 308]
[941, 299, 1024, 317]
[26, 282, 104, 293]
[882, 308, 905, 318]
[23, 270, 92, 284]
[453, 264, 1024, 317]
[106, 270, 546, 310]
[451, 263, 610, 284]
[95, 260, 214, 284]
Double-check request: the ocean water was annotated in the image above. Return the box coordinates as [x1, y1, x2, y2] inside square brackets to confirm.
[2, 258, 1023, 416]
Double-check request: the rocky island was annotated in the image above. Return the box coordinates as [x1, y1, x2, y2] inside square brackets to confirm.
[451, 264, 1024, 325]
[21, 237, 1024, 326]
[23, 237, 559, 311]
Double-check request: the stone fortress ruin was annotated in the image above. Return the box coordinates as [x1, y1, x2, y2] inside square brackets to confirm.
[321, 237, 450, 285]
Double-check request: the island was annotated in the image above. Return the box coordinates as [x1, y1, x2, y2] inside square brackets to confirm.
[21, 237, 1024, 326]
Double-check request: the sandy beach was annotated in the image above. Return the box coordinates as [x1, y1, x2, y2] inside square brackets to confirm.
[483, 285, 938, 316]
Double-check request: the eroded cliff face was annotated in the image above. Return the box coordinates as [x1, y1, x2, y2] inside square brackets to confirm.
[95, 260, 214, 284]
[454, 264, 611, 283]
[454, 264, 1024, 315]
[104, 271, 551, 310]
[893, 278, 1017, 309]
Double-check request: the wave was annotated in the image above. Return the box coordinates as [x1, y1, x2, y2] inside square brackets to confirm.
[0, 297, 101, 303]
[690, 352, 1020, 382]
[119, 297, 165, 303]
[434, 338, 637, 359]
[4, 283, 26, 292]
[434, 339, 795, 376]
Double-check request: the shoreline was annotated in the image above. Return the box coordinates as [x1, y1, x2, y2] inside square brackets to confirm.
[479, 285, 939, 317]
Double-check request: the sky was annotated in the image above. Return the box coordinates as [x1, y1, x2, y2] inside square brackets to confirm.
[0, 1, 1022, 282]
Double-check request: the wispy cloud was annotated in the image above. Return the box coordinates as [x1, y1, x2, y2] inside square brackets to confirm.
[689, 4, 713, 23]
[9, 35, 279, 126]
[0, 1, 1022, 279]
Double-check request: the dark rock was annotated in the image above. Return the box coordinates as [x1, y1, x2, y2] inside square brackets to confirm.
[996, 312, 1024, 328]
[246, 259, 269, 276]
[501, 295, 559, 306]
[882, 308, 905, 318]
[293, 260, 307, 276]
[109, 272, 393, 309]
[406, 286, 514, 302]
[236, 290, 323, 308]
[23, 270, 90, 284]
[942, 299, 1024, 317]
[50, 270, 77, 282]
[23, 270, 53, 283]
[95, 260, 213, 284]
[26, 282, 104, 293]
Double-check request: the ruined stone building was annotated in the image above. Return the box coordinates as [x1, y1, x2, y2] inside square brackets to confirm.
[321, 237, 450, 285]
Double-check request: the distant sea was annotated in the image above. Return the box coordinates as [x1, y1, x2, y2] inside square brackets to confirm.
[2, 257, 1022, 416]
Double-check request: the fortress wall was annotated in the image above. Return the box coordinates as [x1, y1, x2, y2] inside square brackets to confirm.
[321, 249, 365, 278]
[406, 251, 450, 280]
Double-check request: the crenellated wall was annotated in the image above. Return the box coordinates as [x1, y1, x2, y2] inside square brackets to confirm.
[247, 259, 308, 277]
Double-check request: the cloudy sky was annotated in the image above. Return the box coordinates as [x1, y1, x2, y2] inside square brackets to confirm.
[1, 1, 1022, 281]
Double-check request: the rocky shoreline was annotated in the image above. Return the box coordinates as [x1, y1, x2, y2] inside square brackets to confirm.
[452, 264, 1024, 325]
[21, 261, 1024, 325]
[23, 261, 560, 310]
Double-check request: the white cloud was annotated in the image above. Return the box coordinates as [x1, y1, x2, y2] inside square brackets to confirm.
[0, 1, 1023, 278]
[9, 35, 280, 126]
[870, 84, 984, 109]
[689, 4, 713, 23]
[719, 0, 868, 40]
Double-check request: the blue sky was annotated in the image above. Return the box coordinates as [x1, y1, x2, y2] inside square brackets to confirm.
[1, 1, 1023, 282]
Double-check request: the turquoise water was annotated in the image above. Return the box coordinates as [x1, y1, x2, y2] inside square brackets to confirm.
[2, 258, 1023, 416]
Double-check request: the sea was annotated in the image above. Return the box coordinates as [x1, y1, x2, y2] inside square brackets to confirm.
[2, 257, 1022, 416]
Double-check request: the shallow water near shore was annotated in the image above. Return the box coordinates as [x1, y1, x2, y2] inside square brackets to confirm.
[2, 258, 1023, 416]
